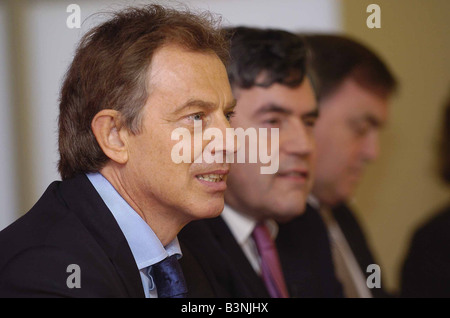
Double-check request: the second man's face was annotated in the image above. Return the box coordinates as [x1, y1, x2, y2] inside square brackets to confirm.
[225, 77, 318, 222]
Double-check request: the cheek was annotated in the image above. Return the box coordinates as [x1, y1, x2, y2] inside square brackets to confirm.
[228, 164, 269, 197]
[186, 129, 216, 163]
[135, 132, 182, 176]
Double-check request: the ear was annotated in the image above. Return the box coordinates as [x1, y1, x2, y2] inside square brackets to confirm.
[91, 109, 129, 165]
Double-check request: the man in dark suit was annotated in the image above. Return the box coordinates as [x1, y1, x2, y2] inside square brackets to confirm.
[304, 35, 397, 298]
[400, 205, 450, 297]
[400, 91, 450, 298]
[179, 27, 343, 298]
[0, 4, 237, 297]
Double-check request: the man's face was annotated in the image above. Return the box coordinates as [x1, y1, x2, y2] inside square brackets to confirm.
[123, 44, 236, 227]
[224, 78, 318, 222]
[312, 78, 389, 207]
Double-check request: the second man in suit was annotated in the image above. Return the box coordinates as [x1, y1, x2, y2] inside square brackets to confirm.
[179, 27, 343, 297]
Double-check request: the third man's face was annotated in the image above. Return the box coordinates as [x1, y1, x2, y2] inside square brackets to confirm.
[225, 78, 318, 222]
[312, 78, 389, 206]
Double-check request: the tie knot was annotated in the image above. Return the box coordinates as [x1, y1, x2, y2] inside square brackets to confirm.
[152, 254, 188, 298]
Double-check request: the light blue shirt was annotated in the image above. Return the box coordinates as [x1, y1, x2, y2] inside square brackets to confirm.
[86, 172, 182, 298]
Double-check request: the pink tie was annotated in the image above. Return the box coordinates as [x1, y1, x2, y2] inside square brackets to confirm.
[252, 222, 289, 298]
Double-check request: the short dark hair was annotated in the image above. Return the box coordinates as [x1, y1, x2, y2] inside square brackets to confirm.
[58, 4, 229, 180]
[304, 34, 397, 102]
[224, 26, 309, 90]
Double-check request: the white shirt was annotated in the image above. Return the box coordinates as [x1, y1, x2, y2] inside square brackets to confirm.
[221, 204, 278, 274]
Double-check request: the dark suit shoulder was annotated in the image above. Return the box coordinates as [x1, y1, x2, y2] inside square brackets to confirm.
[400, 205, 450, 297]
[0, 244, 125, 297]
[0, 181, 70, 263]
[179, 219, 240, 297]
[179, 217, 269, 297]
[0, 175, 142, 297]
[277, 205, 343, 298]
[412, 205, 450, 243]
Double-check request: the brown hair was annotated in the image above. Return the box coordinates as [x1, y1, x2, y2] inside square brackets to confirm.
[304, 34, 397, 102]
[58, 4, 229, 180]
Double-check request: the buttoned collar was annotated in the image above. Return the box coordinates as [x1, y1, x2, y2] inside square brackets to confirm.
[86, 172, 181, 271]
[221, 204, 278, 244]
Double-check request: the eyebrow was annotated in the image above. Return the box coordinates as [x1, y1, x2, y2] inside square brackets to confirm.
[175, 98, 237, 114]
[225, 99, 237, 111]
[303, 108, 320, 119]
[360, 114, 384, 128]
[254, 103, 319, 118]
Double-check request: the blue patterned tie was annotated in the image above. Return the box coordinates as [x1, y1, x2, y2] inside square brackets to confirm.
[152, 254, 188, 298]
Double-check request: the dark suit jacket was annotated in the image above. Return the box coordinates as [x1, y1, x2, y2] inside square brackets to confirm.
[400, 204, 450, 297]
[178, 204, 343, 298]
[331, 203, 391, 298]
[0, 174, 144, 297]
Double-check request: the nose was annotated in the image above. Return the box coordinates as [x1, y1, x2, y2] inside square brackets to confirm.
[362, 131, 380, 162]
[281, 120, 314, 157]
[204, 115, 239, 163]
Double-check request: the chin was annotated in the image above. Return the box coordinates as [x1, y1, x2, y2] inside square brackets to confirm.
[192, 199, 225, 220]
[272, 200, 307, 223]
[326, 193, 350, 207]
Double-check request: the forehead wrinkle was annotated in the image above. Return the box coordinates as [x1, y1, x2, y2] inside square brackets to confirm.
[175, 95, 236, 115]
[174, 99, 217, 114]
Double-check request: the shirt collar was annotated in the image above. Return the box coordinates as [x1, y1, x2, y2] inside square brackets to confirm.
[86, 172, 181, 270]
[221, 204, 278, 244]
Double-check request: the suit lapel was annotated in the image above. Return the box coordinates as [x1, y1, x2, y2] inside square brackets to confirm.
[277, 204, 343, 297]
[207, 217, 270, 297]
[332, 204, 374, 274]
[59, 174, 144, 298]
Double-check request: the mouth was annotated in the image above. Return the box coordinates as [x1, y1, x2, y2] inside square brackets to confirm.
[276, 169, 309, 182]
[196, 173, 226, 182]
[195, 169, 229, 191]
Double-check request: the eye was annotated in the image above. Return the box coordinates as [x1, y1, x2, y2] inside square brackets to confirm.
[225, 111, 236, 122]
[187, 113, 205, 122]
[350, 121, 371, 136]
[263, 118, 282, 127]
[303, 117, 317, 128]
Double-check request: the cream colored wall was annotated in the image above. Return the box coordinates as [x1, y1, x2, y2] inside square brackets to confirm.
[341, 0, 450, 293]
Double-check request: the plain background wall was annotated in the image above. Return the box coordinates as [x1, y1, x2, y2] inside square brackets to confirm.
[0, 1, 18, 229]
[1, 0, 450, 293]
[341, 0, 450, 293]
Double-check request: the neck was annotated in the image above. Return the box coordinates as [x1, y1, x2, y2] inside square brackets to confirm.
[99, 165, 187, 246]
